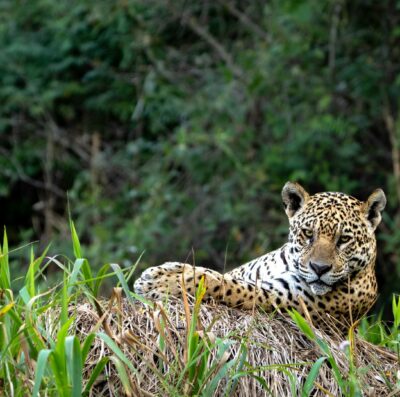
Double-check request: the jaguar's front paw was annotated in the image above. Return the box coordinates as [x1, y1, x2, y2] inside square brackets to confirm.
[134, 262, 191, 299]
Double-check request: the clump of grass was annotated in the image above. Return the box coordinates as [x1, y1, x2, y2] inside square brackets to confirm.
[359, 296, 400, 357]
[0, 225, 399, 396]
[0, 225, 116, 397]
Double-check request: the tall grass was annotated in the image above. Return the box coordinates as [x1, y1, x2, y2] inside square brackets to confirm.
[359, 295, 400, 359]
[0, 226, 267, 396]
[0, 225, 399, 396]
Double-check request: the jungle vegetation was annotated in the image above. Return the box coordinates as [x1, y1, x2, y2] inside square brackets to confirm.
[0, 0, 399, 312]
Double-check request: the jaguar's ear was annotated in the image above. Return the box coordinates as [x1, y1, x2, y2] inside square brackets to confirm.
[363, 189, 386, 231]
[282, 182, 310, 218]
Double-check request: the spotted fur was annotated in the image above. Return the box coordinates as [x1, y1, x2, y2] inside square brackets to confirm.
[134, 182, 386, 330]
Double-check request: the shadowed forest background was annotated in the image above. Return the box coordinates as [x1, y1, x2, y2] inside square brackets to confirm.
[0, 0, 399, 315]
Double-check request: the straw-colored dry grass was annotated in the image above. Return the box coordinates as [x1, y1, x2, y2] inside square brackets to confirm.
[60, 292, 399, 397]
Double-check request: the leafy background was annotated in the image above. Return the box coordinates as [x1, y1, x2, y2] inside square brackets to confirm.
[0, 0, 399, 315]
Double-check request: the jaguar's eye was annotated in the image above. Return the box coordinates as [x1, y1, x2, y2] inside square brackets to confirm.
[302, 229, 313, 238]
[337, 235, 351, 245]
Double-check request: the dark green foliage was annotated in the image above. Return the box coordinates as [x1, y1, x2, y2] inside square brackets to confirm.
[0, 0, 399, 311]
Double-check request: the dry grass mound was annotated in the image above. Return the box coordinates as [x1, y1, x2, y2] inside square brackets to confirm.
[64, 290, 399, 397]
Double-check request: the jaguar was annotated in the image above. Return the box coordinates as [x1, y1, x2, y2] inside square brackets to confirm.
[134, 182, 386, 330]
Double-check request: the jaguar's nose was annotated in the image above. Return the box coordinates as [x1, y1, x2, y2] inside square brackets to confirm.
[310, 262, 332, 277]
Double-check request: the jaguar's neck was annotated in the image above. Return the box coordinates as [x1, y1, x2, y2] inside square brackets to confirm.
[281, 243, 300, 271]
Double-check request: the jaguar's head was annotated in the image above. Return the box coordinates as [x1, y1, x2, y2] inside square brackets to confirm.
[282, 182, 386, 295]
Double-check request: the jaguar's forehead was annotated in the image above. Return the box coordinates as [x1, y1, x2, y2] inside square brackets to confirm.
[295, 192, 364, 231]
[308, 192, 362, 210]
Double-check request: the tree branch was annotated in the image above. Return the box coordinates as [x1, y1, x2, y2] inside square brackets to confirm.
[217, 0, 269, 42]
[166, 0, 245, 80]
[0, 148, 66, 198]
[182, 14, 244, 79]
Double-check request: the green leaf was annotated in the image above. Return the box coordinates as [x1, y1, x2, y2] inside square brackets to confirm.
[223, 344, 248, 395]
[81, 258, 94, 291]
[392, 295, 400, 329]
[83, 357, 109, 396]
[81, 333, 96, 363]
[93, 263, 110, 298]
[111, 262, 151, 305]
[65, 335, 83, 397]
[25, 244, 50, 298]
[68, 258, 85, 295]
[288, 309, 316, 340]
[109, 356, 133, 396]
[302, 357, 326, 396]
[69, 220, 82, 259]
[0, 228, 10, 290]
[32, 349, 52, 397]
[201, 358, 236, 396]
[96, 332, 136, 374]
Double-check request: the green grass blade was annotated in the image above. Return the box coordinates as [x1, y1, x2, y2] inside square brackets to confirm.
[96, 332, 136, 373]
[25, 244, 50, 297]
[223, 344, 248, 395]
[68, 258, 85, 296]
[301, 357, 326, 397]
[109, 356, 133, 397]
[0, 228, 10, 290]
[125, 251, 144, 284]
[81, 259, 94, 291]
[93, 263, 110, 297]
[110, 263, 134, 303]
[81, 333, 96, 362]
[54, 318, 73, 355]
[229, 371, 274, 395]
[49, 318, 74, 396]
[69, 220, 82, 259]
[288, 309, 315, 340]
[111, 263, 152, 305]
[61, 271, 69, 326]
[19, 286, 31, 305]
[201, 358, 236, 396]
[392, 295, 400, 329]
[2, 228, 8, 264]
[32, 349, 52, 397]
[83, 357, 109, 396]
[65, 335, 83, 397]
